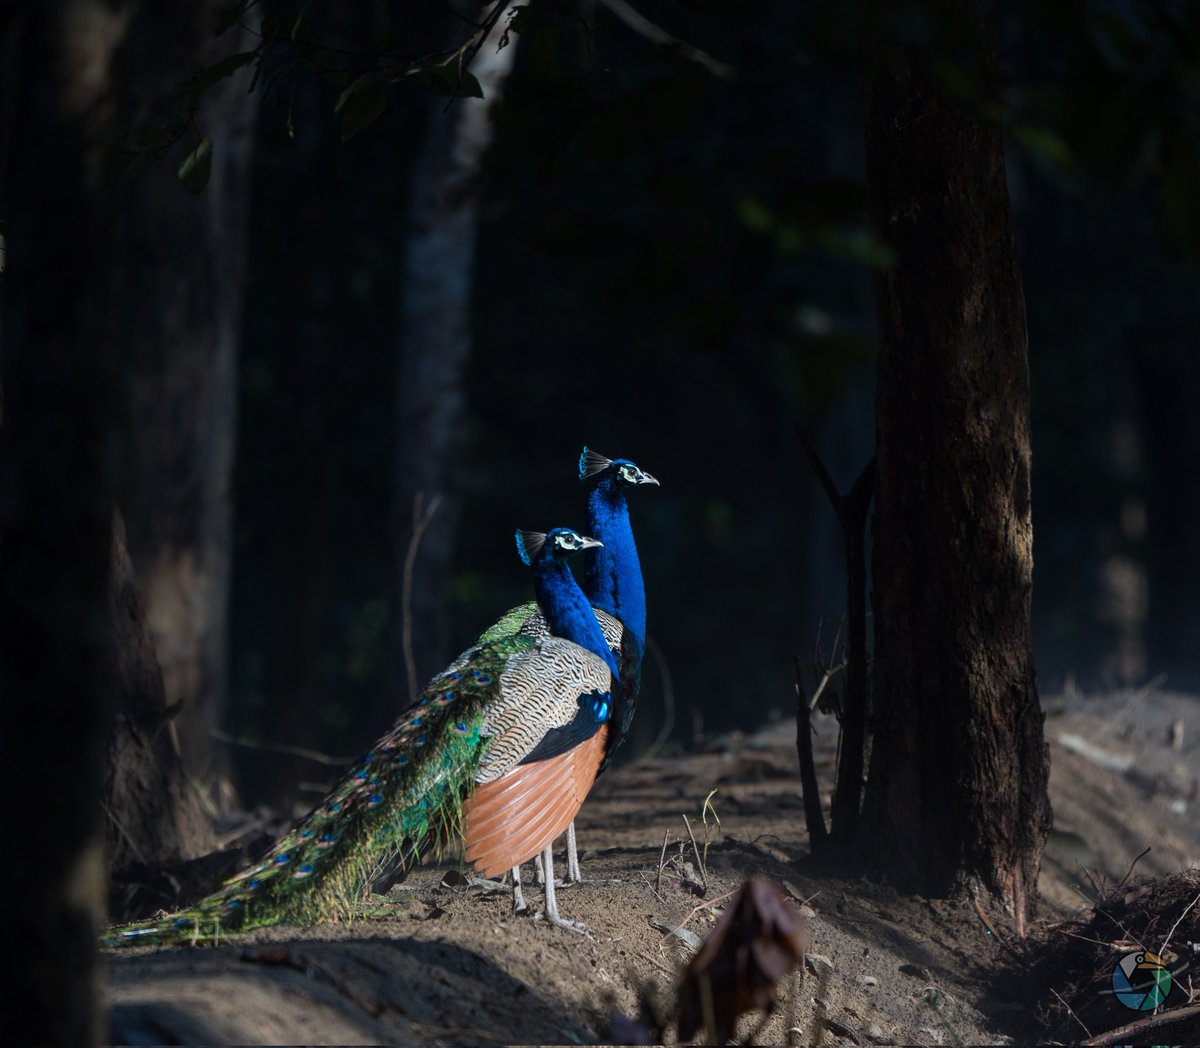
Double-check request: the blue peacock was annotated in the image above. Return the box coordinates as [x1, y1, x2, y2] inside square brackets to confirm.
[478, 448, 658, 883]
[107, 526, 619, 945]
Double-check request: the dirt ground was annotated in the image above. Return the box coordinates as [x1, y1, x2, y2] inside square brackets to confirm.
[105, 686, 1200, 1045]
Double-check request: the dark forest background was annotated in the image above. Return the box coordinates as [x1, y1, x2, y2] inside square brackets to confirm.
[11, 0, 1198, 814]
[212, 0, 1200, 808]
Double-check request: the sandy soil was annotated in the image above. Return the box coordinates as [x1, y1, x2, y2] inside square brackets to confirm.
[105, 687, 1200, 1045]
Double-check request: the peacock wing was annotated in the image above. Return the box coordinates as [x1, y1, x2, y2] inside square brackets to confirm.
[461, 636, 615, 877]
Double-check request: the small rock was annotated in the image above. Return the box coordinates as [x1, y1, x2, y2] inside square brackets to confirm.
[899, 962, 928, 978]
[861, 975, 878, 988]
[411, 905, 445, 921]
[823, 1016, 859, 1042]
[806, 953, 835, 973]
[866, 1021, 892, 1045]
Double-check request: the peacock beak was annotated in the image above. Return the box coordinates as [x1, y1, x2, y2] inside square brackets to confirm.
[638, 470, 660, 486]
[578, 535, 604, 550]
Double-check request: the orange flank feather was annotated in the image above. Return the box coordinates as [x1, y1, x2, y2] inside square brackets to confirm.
[462, 724, 609, 877]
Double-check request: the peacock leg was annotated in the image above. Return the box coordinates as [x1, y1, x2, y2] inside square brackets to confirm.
[564, 821, 583, 883]
[534, 850, 545, 886]
[540, 842, 588, 935]
[511, 863, 527, 914]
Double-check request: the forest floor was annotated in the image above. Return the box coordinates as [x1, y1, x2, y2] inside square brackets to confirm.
[105, 686, 1200, 1046]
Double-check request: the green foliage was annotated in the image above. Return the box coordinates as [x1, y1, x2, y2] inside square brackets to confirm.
[335, 74, 389, 142]
[1016, 2, 1200, 262]
[416, 61, 484, 100]
[177, 137, 213, 195]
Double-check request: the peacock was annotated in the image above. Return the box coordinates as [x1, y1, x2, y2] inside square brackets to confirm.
[107, 527, 619, 946]
[477, 447, 657, 885]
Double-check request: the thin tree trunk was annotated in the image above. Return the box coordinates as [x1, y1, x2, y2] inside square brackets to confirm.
[859, 1, 1050, 924]
[388, 3, 518, 716]
[0, 4, 130, 1040]
[118, 7, 257, 809]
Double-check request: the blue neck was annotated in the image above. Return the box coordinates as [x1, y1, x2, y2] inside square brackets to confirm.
[583, 480, 646, 659]
[536, 559, 621, 678]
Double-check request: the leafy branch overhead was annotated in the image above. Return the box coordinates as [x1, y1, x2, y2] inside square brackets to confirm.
[127, 0, 517, 192]
[126, 0, 743, 194]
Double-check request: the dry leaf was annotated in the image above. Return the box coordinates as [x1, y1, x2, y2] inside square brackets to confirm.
[674, 875, 810, 1043]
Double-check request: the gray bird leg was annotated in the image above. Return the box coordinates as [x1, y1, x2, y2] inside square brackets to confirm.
[565, 821, 583, 883]
[511, 863, 527, 914]
[540, 842, 588, 936]
[534, 851, 545, 886]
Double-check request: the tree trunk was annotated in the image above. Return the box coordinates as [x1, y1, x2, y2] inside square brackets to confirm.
[106, 510, 215, 876]
[387, 3, 519, 717]
[0, 3, 130, 1040]
[859, 2, 1051, 923]
[117, 6, 258, 808]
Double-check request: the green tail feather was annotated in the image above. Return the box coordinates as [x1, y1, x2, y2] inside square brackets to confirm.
[105, 637, 534, 948]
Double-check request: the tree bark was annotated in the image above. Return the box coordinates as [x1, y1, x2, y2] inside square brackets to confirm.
[106, 510, 215, 875]
[859, 1, 1051, 922]
[387, 3, 518, 716]
[117, 5, 258, 807]
[0, 3, 131, 1040]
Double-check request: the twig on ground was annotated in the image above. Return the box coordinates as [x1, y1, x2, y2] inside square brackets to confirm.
[655, 829, 671, 896]
[658, 887, 738, 946]
[637, 950, 674, 976]
[701, 788, 721, 868]
[682, 814, 707, 892]
[1159, 889, 1200, 955]
[972, 898, 1003, 944]
[1117, 845, 1152, 888]
[1081, 1001, 1200, 1046]
[1050, 987, 1092, 1040]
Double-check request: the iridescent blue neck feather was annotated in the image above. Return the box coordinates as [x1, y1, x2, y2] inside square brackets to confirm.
[536, 557, 621, 678]
[583, 478, 646, 661]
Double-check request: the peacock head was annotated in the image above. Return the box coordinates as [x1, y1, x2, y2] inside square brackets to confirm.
[578, 447, 659, 489]
[515, 527, 603, 567]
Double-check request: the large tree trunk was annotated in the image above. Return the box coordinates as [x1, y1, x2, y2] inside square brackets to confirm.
[106, 510, 215, 876]
[859, 2, 1051, 924]
[118, 6, 258, 809]
[387, 3, 518, 716]
[0, 3, 130, 1040]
